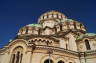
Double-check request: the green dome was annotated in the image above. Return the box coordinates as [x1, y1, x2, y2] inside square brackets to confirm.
[77, 33, 96, 40]
[60, 18, 74, 22]
[27, 24, 42, 27]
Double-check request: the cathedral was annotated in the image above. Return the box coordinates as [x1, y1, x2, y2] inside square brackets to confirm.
[0, 10, 96, 63]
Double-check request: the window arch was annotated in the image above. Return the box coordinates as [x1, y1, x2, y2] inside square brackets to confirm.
[58, 60, 64, 63]
[11, 46, 23, 63]
[44, 59, 54, 63]
[85, 39, 91, 50]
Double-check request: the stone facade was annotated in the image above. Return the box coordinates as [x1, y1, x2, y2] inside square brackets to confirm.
[0, 10, 96, 63]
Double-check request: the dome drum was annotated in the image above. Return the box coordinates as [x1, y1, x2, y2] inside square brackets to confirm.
[17, 11, 86, 36]
[38, 11, 67, 24]
[60, 20, 86, 32]
[18, 24, 41, 35]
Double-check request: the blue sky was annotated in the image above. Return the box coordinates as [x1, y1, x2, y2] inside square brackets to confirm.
[0, 0, 96, 48]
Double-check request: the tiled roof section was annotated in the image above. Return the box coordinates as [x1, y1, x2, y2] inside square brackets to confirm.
[77, 33, 96, 40]
[60, 18, 74, 22]
[27, 24, 42, 27]
[9, 39, 12, 43]
[66, 19, 74, 22]
[85, 33, 96, 36]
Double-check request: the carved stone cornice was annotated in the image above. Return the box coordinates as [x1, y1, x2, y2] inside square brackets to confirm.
[78, 50, 96, 57]
[0, 47, 7, 54]
[85, 50, 96, 56]
[15, 35, 59, 42]
[35, 45, 78, 56]
[76, 36, 96, 41]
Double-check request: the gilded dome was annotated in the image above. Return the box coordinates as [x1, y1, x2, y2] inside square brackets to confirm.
[38, 10, 67, 24]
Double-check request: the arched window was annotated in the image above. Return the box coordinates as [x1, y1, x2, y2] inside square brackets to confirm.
[26, 27, 28, 34]
[11, 51, 23, 63]
[73, 22, 76, 29]
[66, 44, 68, 50]
[38, 29, 41, 35]
[85, 39, 91, 50]
[58, 60, 64, 63]
[11, 46, 23, 63]
[60, 24, 62, 31]
[80, 24, 82, 28]
[44, 59, 54, 63]
[54, 27, 57, 32]
[12, 54, 15, 63]
[16, 51, 20, 63]
[20, 54, 23, 63]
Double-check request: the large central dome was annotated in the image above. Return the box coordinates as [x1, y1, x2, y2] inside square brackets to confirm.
[38, 10, 67, 24]
[17, 10, 86, 36]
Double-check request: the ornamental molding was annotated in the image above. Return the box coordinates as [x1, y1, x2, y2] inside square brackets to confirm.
[16, 35, 59, 42]
[35, 45, 78, 56]
[76, 36, 96, 41]
[0, 39, 28, 54]
[7, 39, 28, 47]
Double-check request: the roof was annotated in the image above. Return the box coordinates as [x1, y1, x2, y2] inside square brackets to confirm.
[61, 18, 74, 22]
[27, 24, 42, 27]
[77, 33, 96, 40]
[38, 10, 66, 23]
[85, 33, 96, 36]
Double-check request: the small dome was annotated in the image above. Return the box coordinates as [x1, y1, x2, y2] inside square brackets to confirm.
[38, 10, 67, 24]
[26, 24, 42, 27]
[17, 24, 42, 35]
[59, 18, 86, 32]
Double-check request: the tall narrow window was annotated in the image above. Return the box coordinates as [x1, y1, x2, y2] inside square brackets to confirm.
[11, 46, 23, 63]
[12, 54, 15, 63]
[85, 39, 91, 50]
[74, 23, 77, 29]
[66, 44, 68, 50]
[16, 51, 20, 63]
[20, 54, 23, 63]
[80, 24, 82, 28]
[54, 27, 57, 33]
[38, 29, 41, 35]
[26, 27, 28, 34]
[60, 25, 62, 31]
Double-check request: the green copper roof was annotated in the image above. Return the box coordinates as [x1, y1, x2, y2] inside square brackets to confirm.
[77, 33, 96, 40]
[77, 34, 85, 40]
[27, 24, 42, 27]
[60, 18, 66, 22]
[56, 18, 75, 23]
[66, 19, 74, 22]
[60, 18, 74, 22]
[85, 33, 96, 36]
[9, 39, 12, 43]
[56, 19, 61, 23]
